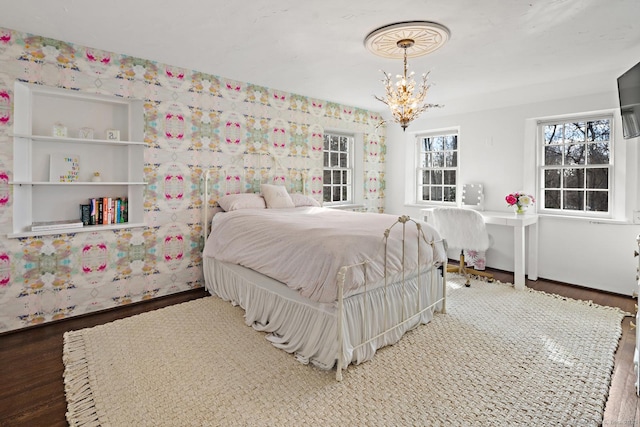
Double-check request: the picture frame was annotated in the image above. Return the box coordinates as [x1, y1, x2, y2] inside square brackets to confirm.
[105, 129, 120, 141]
[49, 153, 80, 182]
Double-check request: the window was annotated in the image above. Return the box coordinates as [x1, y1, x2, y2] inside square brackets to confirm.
[416, 132, 458, 203]
[538, 116, 612, 215]
[323, 132, 353, 204]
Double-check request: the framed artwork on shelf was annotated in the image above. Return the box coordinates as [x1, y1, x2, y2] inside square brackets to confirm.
[49, 153, 80, 182]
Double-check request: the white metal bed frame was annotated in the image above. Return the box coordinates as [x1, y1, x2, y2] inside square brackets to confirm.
[201, 158, 447, 381]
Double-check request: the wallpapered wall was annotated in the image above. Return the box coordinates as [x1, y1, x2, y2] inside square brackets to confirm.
[0, 27, 387, 333]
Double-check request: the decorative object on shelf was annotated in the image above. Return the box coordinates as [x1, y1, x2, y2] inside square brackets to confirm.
[52, 122, 68, 137]
[91, 171, 102, 182]
[78, 127, 94, 139]
[105, 129, 120, 140]
[49, 153, 80, 182]
[364, 21, 450, 131]
[506, 191, 535, 214]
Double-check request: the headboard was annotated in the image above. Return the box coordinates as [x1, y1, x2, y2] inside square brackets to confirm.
[201, 152, 309, 239]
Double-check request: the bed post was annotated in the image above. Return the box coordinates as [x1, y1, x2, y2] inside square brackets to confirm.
[335, 265, 348, 381]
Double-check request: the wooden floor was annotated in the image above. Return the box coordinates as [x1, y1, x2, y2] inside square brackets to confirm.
[0, 269, 638, 426]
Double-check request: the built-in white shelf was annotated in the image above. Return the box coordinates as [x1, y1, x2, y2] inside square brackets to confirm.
[9, 82, 147, 238]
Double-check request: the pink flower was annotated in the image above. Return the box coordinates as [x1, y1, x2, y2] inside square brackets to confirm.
[505, 194, 518, 206]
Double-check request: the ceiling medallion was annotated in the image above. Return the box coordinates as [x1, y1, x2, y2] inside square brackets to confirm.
[365, 21, 450, 131]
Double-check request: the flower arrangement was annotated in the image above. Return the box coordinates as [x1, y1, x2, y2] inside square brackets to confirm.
[505, 192, 535, 214]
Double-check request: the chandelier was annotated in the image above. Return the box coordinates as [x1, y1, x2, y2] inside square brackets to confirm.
[364, 21, 450, 131]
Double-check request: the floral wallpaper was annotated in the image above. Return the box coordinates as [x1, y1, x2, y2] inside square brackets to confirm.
[0, 27, 386, 332]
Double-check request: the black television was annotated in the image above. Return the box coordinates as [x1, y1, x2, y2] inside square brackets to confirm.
[617, 60, 640, 139]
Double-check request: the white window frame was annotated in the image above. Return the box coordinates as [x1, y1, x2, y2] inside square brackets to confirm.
[415, 130, 459, 205]
[323, 131, 355, 206]
[536, 113, 614, 218]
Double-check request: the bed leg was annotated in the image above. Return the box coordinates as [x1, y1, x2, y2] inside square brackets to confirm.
[441, 263, 447, 314]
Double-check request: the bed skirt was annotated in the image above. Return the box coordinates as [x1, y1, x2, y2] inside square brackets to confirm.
[204, 257, 444, 370]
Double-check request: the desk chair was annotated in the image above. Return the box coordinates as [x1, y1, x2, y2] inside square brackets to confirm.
[430, 207, 494, 286]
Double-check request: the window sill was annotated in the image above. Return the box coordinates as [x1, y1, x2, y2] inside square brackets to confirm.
[537, 212, 632, 225]
[324, 203, 365, 211]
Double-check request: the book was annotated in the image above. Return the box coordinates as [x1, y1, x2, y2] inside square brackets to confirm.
[49, 153, 80, 182]
[31, 219, 84, 232]
[89, 198, 97, 225]
[97, 198, 103, 224]
[80, 204, 91, 226]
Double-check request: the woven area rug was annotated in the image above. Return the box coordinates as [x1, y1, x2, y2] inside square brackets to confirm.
[63, 275, 625, 426]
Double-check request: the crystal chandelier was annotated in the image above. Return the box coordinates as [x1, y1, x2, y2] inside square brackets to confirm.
[365, 21, 450, 131]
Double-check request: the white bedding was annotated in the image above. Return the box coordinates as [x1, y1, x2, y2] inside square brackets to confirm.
[203, 207, 446, 303]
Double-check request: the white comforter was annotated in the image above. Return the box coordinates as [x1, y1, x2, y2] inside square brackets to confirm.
[203, 207, 446, 303]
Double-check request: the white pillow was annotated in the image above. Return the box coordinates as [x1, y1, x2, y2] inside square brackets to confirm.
[261, 184, 295, 209]
[217, 193, 266, 211]
[290, 193, 321, 207]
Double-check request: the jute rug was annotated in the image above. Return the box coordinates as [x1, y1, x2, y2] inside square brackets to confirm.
[63, 275, 626, 426]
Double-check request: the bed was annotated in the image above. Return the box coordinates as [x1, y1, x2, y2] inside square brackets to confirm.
[201, 169, 448, 380]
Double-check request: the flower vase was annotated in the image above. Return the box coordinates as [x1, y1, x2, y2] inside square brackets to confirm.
[515, 204, 527, 215]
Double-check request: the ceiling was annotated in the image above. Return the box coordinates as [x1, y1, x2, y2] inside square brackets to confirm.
[1, 0, 639, 117]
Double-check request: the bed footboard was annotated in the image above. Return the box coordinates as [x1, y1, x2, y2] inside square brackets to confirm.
[335, 215, 446, 381]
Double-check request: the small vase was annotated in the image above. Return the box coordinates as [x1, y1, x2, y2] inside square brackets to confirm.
[515, 204, 527, 214]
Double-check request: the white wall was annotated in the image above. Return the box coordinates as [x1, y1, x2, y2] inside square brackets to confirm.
[385, 90, 640, 296]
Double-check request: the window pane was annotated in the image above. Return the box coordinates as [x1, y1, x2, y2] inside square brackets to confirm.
[342, 170, 349, 184]
[587, 120, 610, 142]
[586, 191, 608, 212]
[323, 188, 331, 203]
[563, 190, 584, 210]
[339, 137, 347, 151]
[420, 153, 428, 168]
[332, 186, 340, 202]
[432, 152, 444, 167]
[431, 137, 444, 151]
[430, 170, 442, 185]
[444, 186, 456, 201]
[445, 152, 457, 167]
[330, 136, 338, 151]
[563, 168, 584, 188]
[330, 153, 338, 167]
[323, 136, 330, 150]
[565, 122, 585, 143]
[323, 152, 329, 167]
[444, 135, 457, 150]
[431, 186, 443, 201]
[544, 146, 562, 165]
[421, 186, 430, 201]
[332, 170, 341, 184]
[544, 169, 561, 188]
[443, 170, 456, 185]
[565, 144, 585, 165]
[587, 142, 609, 165]
[339, 153, 347, 167]
[323, 169, 331, 184]
[545, 190, 560, 209]
[544, 125, 563, 144]
[342, 186, 347, 201]
[422, 170, 430, 184]
[586, 168, 608, 189]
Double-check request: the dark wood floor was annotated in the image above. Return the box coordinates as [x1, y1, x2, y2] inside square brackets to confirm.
[0, 269, 638, 426]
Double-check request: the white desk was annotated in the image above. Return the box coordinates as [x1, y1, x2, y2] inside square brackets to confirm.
[421, 209, 538, 290]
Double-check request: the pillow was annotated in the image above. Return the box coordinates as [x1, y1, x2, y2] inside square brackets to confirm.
[217, 193, 266, 211]
[290, 193, 321, 207]
[261, 184, 295, 209]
